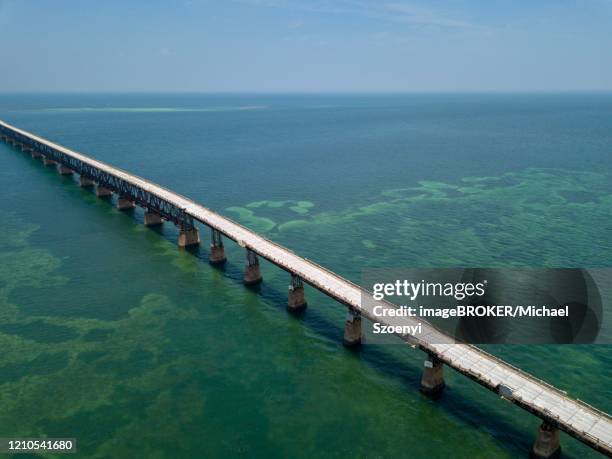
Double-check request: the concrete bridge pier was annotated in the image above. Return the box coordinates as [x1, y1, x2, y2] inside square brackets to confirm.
[117, 196, 136, 211]
[343, 309, 362, 346]
[144, 210, 163, 227]
[31, 150, 43, 159]
[178, 226, 200, 248]
[209, 228, 226, 265]
[244, 249, 262, 285]
[420, 354, 445, 395]
[288, 274, 307, 311]
[96, 185, 112, 198]
[23, 147, 32, 153]
[58, 164, 73, 175]
[531, 422, 561, 459]
[79, 176, 95, 187]
[42, 156, 57, 167]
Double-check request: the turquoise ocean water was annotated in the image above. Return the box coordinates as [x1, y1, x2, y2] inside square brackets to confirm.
[0, 93, 610, 458]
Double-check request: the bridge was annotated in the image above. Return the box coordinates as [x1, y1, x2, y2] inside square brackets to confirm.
[1, 119, 611, 458]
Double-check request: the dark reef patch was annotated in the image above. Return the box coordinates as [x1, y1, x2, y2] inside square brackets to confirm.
[0, 321, 79, 344]
[0, 351, 69, 383]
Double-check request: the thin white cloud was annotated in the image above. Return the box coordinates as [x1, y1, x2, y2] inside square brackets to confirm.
[288, 19, 305, 28]
[237, 0, 474, 29]
[384, 3, 472, 28]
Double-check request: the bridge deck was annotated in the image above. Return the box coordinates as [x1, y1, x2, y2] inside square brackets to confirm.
[1, 119, 611, 456]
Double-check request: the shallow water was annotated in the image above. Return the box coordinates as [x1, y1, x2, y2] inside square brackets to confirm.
[0, 93, 610, 458]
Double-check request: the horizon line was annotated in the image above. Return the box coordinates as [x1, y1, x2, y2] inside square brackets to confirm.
[1, 89, 612, 96]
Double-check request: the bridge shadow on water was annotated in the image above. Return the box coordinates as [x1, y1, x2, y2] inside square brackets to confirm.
[8, 146, 584, 459]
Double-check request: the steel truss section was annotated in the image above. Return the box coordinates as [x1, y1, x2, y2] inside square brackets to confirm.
[290, 273, 303, 289]
[211, 228, 224, 247]
[0, 127, 194, 230]
[246, 248, 259, 267]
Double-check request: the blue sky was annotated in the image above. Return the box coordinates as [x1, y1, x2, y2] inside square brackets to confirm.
[0, 0, 611, 92]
